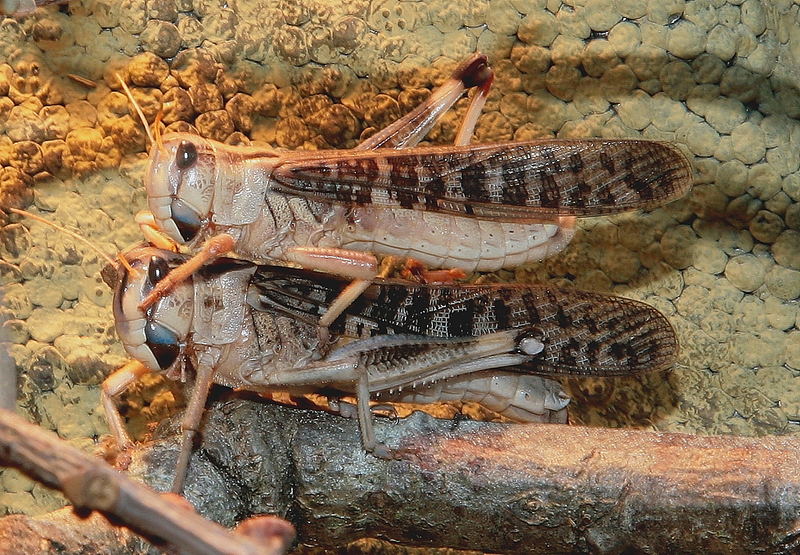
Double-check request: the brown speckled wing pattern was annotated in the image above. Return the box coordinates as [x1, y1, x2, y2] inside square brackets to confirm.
[249, 268, 678, 378]
[271, 139, 692, 219]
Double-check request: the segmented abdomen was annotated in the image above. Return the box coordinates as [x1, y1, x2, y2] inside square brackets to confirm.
[381, 371, 570, 423]
[235, 193, 575, 272]
[338, 207, 575, 272]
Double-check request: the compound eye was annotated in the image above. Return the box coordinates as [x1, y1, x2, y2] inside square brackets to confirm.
[171, 199, 202, 242]
[147, 256, 170, 286]
[175, 140, 198, 170]
[144, 321, 180, 370]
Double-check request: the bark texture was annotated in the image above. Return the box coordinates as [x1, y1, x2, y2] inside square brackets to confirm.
[2, 399, 800, 554]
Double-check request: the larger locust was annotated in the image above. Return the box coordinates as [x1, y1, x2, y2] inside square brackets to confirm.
[127, 53, 692, 334]
[103, 243, 677, 493]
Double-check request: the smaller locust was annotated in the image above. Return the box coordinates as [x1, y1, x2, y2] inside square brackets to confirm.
[102, 243, 677, 493]
[5, 208, 565, 492]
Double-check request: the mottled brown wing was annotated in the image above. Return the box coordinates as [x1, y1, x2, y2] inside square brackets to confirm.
[270, 139, 692, 219]
[249, 267, 678, 377]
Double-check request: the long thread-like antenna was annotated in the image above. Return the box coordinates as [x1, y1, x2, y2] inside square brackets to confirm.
[116, 73, 156, 148]
[9, 207, 120, 270]
[153, 109, 165, 152]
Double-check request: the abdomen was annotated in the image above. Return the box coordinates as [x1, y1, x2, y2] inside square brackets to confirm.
[381, 371, 570, 423]
[338, 207, 575, 272]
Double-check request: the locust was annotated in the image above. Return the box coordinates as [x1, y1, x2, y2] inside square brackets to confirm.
[124, 52, 693, 337]
[102, 243, 677, 493]
[7, 207, 569, 494]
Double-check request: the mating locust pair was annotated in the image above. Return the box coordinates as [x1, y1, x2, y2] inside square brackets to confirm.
[100, 53, 690, 492]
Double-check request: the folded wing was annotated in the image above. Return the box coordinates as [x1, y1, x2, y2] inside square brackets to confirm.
[249, 268, 678, 378]
[271, 139, 692, 220]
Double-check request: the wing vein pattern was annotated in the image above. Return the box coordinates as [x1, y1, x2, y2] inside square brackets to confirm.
[270, 139, 692, 219]
[249, 268, 678, 377]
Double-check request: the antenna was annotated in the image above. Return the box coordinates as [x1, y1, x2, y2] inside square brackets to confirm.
[8, 207, 126, 272]
[116, 73, 157, 149]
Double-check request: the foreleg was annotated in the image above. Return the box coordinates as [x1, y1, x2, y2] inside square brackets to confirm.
[171, 349, 221, 494]
[101, 360, 151, 450]
[138, 234, 236, 311]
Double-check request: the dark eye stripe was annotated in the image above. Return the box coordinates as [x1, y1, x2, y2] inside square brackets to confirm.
[171, 199, 202, 242]
[176, 140, 198, 170]
[144, 321, 180, 370]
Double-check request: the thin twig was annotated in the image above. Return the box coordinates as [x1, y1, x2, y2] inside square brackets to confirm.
[0, 409, 294, 555]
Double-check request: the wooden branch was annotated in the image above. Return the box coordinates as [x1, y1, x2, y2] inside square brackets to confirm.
[0, 408, 295, 555]
[2, 399, 800, 553]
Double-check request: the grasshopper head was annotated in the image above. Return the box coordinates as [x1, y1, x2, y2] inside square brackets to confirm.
[111, 245, 195, 375]
[145, 133, 218, 247]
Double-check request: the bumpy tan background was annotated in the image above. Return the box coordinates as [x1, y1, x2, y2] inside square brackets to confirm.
[1, 0, 799, 516]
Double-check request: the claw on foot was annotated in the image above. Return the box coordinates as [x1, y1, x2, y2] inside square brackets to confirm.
[368, 443, 394, 460]
[401, 259, 467, 284]
[378, 256, 467, 283]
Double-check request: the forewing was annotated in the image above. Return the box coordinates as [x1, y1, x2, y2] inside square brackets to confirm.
[249, 267, 677, 377]
[270, 139, 692, 219]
